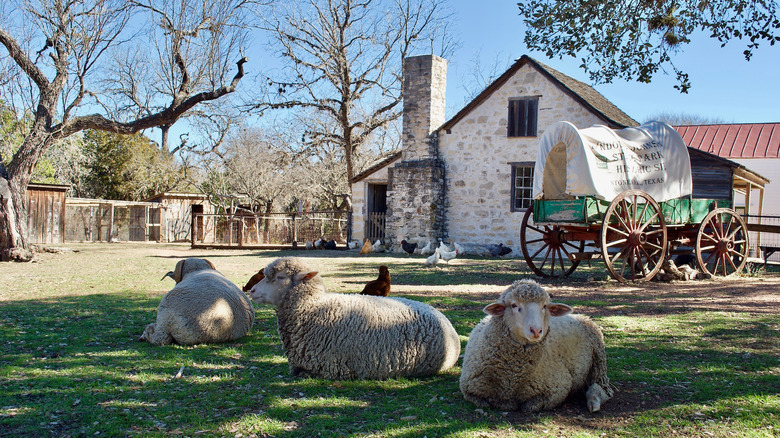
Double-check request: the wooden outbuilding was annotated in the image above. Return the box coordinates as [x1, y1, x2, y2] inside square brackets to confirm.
[25, 183, 68, 244]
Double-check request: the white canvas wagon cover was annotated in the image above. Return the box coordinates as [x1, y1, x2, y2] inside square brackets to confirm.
[533, 121, 692, 203]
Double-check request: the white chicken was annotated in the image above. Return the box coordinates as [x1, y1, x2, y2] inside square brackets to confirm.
[438, 240, 451, 252]
[348, 240, 360, 249]
[314, 237, 324, 249]
[372, 239, 385, 253]
[453, 242, 465, 255]
[418, 241, 432, 256]
[439, 247, 457, 263]
[305, 240, 314, 250]
[424, 248, 441, 267]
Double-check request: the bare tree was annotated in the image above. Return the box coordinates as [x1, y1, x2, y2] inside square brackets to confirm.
[0, 0, 252, 261]
[255, 0, 455, 183]
[644, 112, 731, 126]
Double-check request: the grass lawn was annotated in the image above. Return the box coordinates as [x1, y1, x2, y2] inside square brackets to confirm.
[1, 243, 778, 437]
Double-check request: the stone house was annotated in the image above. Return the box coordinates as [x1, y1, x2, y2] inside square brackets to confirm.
[350, 54, 638, 251]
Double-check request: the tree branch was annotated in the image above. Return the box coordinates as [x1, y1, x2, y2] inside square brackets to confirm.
[55, 57, 247, 137]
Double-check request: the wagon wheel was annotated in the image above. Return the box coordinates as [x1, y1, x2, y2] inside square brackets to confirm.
[520, 202, 585, 277]
[695, 208, 749, 277]
[600, 190, 667, 282]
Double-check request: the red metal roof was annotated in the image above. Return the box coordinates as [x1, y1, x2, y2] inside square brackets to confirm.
[673, 123, 780, 158]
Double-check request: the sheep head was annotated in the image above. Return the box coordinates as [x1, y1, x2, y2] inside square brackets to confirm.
[243, 268, 265, 292]
[161, 258, 216, 283]
[249, 257, 319, 306]
[483, 279, 572, 344]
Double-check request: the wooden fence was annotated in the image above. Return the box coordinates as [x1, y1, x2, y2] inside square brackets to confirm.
[191, 210, 351, 249]
[365, 212, 386, 243]
[65, 199, 162, 242]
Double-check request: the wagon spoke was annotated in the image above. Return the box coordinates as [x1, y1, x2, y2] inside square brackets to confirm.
[562, 240, 582, 251]
[702, 248, 717, 265]
[605, 238, 628, 248]
[700, 233, 719, 244]
[525, 237, 546, 245]
[538, 246, 552, 270]
[557, 248, 568, 273]
[643, 241, 664, 251]
[560, 243, 575, 259]
[725, 252, 739, 271]
[638, 245, 661, 268]
[606, 224, 630, 237]
[722, 216, 735, 238]
[525, 224, 548, 234]
[529, 242, 550, 260]
[638, 212, 660, 233]
[618, 199, 632, 228]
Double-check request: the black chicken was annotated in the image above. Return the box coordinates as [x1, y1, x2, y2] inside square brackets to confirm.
[489, 243, 512, 257]
[401, 239, 418, 256]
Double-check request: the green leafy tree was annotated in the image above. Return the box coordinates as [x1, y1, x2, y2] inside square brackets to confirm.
[517, 0, 780, 92]
[82, 130, 182, 201]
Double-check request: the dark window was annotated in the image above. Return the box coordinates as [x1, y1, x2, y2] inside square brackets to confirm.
[507, 97, 539, 137]
[511, 164, 535, 211]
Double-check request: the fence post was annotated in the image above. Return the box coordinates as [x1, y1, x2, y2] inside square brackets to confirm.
[346, 210, 353, 246]
[190, 209, 196, 247]
[292, 213, 297, 245]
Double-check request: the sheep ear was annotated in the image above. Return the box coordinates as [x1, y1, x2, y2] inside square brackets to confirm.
[173, 260, 185, 283]
[204, 259, 216, 270]
[483, 302, 505, 316]
[161, 271, 175, 281]
[549, 303, 573, 317]
[295, 271, 319, 282]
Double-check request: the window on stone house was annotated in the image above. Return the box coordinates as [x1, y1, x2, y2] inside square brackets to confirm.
[511, 163, 535, 211]
[507, 97, 539, 137]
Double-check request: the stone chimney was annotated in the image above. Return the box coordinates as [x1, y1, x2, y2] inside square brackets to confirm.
[401, 55, 448, 161]
[385, 55, 448, 248]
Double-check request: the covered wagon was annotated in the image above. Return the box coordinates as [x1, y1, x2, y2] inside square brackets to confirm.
[520, 121, 749, 281]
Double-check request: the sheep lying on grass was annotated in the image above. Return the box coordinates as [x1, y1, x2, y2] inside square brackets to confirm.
[248, 257, 461, 380]
[459, 279, 612, 413]
[141, 258, 255, 346]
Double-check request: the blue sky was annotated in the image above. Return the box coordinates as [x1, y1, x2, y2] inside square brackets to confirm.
[443, 1, 780, 124]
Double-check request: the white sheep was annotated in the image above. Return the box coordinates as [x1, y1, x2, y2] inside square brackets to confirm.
[141, 258, 255, 346]
[249, 256, 461, 380]
[459, 279, 612, 413]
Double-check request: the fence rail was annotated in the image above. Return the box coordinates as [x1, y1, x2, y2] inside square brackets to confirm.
[191, 210, 351, 248]
[743, 214, 780, 262]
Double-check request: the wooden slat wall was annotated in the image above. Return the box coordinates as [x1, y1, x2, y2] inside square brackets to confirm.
[26, 186, 66, 244]
[689, 154, 733, 201]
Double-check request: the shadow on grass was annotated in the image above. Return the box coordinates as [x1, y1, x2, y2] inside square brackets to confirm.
[1, 287, 778, 437]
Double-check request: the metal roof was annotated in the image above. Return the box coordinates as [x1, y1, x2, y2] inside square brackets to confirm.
[673, 123, 780, 159]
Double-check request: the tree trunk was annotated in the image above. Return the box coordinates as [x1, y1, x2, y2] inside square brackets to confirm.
[262, 200, 273, 243]
[0, 176, 32, 261]
[1, 127, 55, 261]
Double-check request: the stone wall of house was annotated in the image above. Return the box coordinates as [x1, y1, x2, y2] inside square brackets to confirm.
[438, 63, 611, 251]
[385, 55, 448, 248]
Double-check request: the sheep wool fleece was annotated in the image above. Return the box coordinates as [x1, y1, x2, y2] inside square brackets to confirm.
[460, 308, 611, 412]
[271, 260, 460, 380]
[144, 259, 255, 345]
